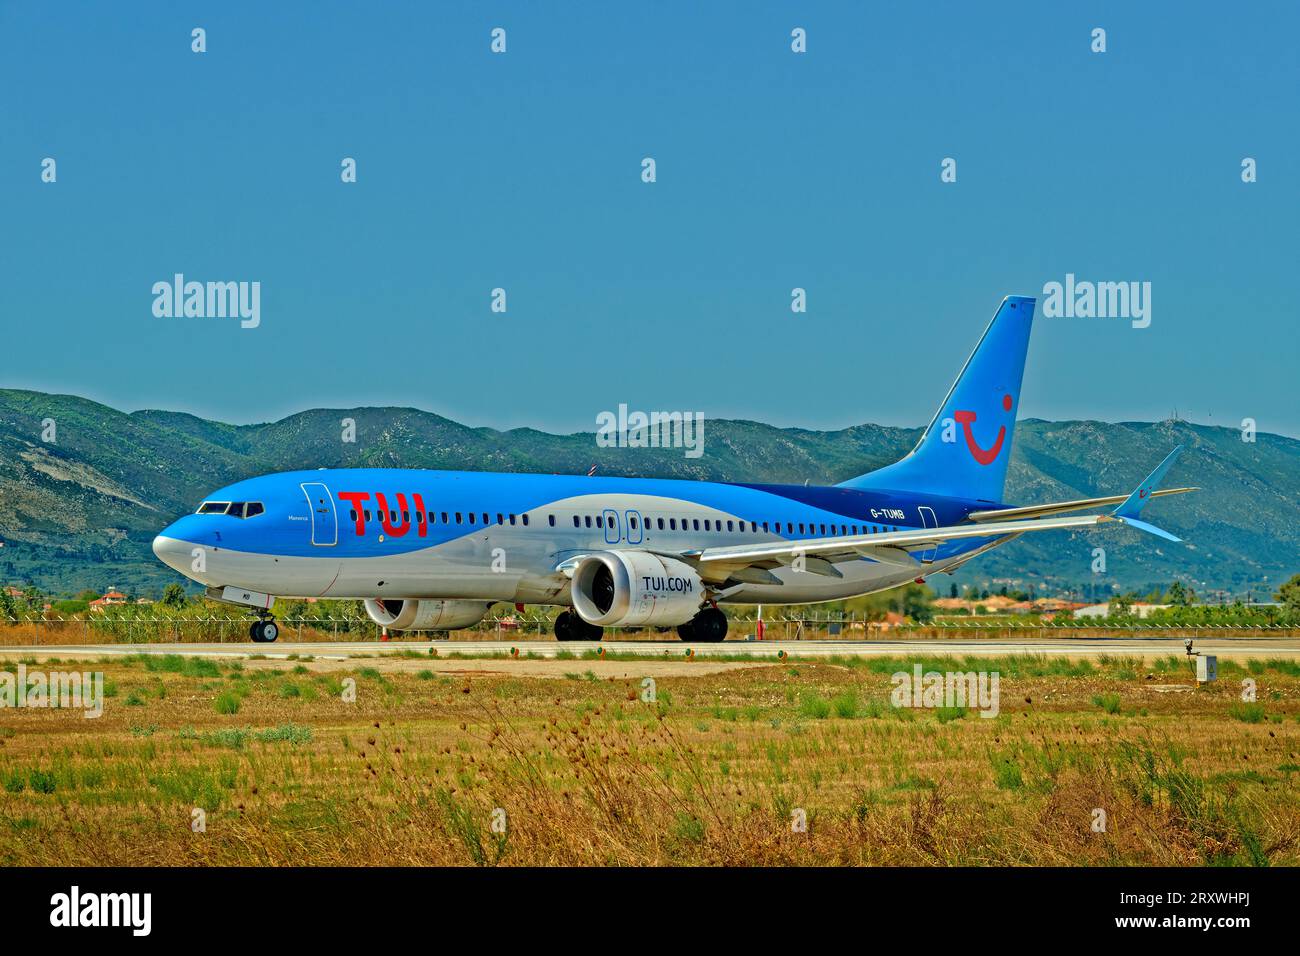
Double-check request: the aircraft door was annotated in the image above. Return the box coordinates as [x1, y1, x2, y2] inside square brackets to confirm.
[625, 510, 643, 545]
[602, 509, 620, 545]
[917, 506, 938, 563]
[301, 482, 338, 546]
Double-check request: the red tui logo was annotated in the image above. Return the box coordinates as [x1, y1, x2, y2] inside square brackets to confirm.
[953, 393, 1013, 466]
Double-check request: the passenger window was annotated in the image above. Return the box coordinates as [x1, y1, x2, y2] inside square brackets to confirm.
[657, 518, 665, 530]
[497, 514, 504, 525]
[455, 513, 462, 524]
[669, 518, 677, 530]
[693, 519, 700, 530]
[573, 516, 580, 528]
[726, 520, 733, 532]
[596, 515, 603, 528]
[508, 514, 516, 525]
[630, 517, 638, 529]
[585, 516, 592, 528]
[548, 515, 555, 526]
[349, 509, 357, 521]
[522, 514, 530, 526]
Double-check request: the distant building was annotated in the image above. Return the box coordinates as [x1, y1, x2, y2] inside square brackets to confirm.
[935, 595, 1084, 616]
[1074, 603, 1170, 620]
[1034, 598, 1083, 613]
[88, 588, 129, 612]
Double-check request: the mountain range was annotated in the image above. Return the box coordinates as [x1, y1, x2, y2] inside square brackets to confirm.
[0, 388, 1295, 600]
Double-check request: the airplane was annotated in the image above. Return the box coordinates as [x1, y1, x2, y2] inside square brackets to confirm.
[152, 295, 1195, 643]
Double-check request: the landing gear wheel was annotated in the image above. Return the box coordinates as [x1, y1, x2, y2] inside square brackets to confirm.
[249, 619, 279, 643]
[686, 607, 728, 643]
[555, 611, 602, 641]
[676, 620, 696, 642]
[554, 610, 578, 642]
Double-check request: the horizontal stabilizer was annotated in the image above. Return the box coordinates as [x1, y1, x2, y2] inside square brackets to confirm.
[1115, 516, 1182, 543]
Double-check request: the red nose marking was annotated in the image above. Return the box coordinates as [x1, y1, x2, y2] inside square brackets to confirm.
[953, 409, 1006, 466]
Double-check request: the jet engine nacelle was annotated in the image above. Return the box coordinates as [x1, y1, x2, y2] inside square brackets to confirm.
[364, 598, 492, 632]
[571, 551, 703, 627]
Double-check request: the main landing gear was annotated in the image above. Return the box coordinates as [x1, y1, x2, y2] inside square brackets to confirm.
[552, 608, 728, 643]
[554, 610, 603, 642]
[249, 614, 280, 643]
[678, 606, 728, 643]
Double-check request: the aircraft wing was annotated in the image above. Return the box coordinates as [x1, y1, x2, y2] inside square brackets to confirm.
[690, 512, 1114, 579]
[688, 446, 1191, 582]
[965, 487, 1197, 523]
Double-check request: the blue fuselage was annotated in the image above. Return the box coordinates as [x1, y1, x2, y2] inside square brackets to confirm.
[153, 468, 1003, 605]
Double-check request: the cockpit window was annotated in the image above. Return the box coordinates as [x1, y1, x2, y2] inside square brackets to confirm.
[197, 501, 264, 518]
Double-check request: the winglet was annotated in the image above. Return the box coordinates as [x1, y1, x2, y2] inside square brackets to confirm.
[1109, 445, 1184, 542]
[1112, 446, 1183, 519]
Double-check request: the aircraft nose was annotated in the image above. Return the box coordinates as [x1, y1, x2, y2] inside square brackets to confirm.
[152, 532, 192, 574]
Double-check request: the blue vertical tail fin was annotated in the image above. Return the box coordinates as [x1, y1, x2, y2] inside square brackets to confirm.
[838, 295, 1034, 503]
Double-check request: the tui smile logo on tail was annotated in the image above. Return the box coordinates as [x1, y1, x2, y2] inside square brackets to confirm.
[953, 393, 1013, 466]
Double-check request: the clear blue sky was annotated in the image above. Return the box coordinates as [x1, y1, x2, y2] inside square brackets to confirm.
[3, 1, 1296, 437]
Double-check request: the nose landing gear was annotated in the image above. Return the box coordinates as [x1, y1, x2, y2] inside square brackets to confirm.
[249, 614, 280, 643]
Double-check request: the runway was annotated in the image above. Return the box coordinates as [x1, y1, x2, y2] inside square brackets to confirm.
[2, 636, 1298, 662]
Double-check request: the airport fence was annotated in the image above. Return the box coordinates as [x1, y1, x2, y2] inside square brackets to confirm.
[1, 613, 1298, 645]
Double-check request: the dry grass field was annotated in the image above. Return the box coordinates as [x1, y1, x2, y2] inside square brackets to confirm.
[1, 650, 1298, 866]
